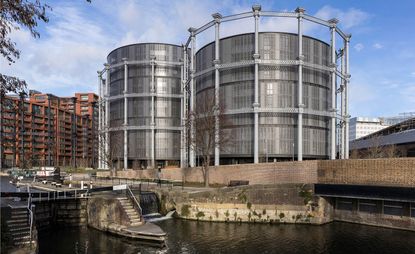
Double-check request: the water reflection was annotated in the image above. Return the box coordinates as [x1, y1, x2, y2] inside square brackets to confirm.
[37, 219, 415, 254]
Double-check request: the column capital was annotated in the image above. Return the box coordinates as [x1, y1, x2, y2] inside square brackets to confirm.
[252, 102, 260, 108]
[328, 18, 339, 28]
[212, 13, 222, 23]
[329, 108, 337, 113]
[213, 59, 220, 66]
[345, 34, 352, 42]
[104, 63, 110, 70]
[252, 5, 261, 16]
[295, 7, 305, 15]
[122, 57, 128, 63]
[253, 53, 260, 60]
[329, 63, 337, 71]
[297, 55, 305, 61]
[188, 27, 197, 36]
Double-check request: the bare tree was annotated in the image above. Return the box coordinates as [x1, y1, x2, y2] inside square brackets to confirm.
[98, 130, 123, 175]
[383, 144, 399, 158]
[186, 92, 233, 187]
[366, 135, 384, 159]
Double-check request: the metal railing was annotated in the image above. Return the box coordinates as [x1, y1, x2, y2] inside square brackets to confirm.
[126, 185, 143, 220]
[27, 187, 34, 245]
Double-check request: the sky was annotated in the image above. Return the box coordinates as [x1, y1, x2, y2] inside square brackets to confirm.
[2, 0, 415, 118]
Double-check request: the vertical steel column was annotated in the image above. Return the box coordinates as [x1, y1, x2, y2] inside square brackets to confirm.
[182, 45, 188, 168]
[123, 58, 128, 170]
[213, 13, 222, 166]
[252, 5, 261, 164]
[180, 54, 185, 168]
[97, 71, 102, 169]
[188, 28, 196, 167]
[150, 56, 156, 168]
[340, 49, 346, 159]
[104, 64, 110, 169]
[296, 7, 305, 161]
[344, 35, 351, 159]
[329, 19, 338, 160]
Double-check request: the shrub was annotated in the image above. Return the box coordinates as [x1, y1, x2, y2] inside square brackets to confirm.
[181, 204, 191, 217]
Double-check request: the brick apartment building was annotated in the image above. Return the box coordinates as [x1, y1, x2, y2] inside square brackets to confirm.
[0, 90, 98, 169]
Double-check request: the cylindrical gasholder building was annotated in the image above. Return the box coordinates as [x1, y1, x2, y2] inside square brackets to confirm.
[107, 43, 183, 168]
[196, 32, 331, 163]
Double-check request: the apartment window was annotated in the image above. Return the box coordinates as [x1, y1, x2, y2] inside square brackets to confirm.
[80, 95, 88, 101]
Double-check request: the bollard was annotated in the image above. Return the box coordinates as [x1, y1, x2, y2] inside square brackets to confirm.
[69, 174, 72, 188]
[81, 181, 84, 190]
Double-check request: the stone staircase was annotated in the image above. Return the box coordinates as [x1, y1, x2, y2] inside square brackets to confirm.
[117, 197, 142, 226]
[7, 206, 35, 246]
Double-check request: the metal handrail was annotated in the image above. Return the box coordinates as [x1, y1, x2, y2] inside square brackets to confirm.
[27, 187, 34, 245]
[126, 185, 143, 219]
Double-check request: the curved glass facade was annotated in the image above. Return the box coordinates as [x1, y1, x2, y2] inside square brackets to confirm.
[107, 43, 182, 167]
[196, 33, 331, 160]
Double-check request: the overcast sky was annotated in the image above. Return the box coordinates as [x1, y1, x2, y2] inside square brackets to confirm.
[2, 0, 415, 118]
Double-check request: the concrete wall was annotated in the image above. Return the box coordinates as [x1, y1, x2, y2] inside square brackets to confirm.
[154, 184, 332, 225]
[325, 197, 415, 231]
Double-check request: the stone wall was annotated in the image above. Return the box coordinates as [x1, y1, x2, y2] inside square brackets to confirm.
[154, 184, 332, 225]
[317, 158, 415, 187]
[33, 199, 87, 228]
[87, 196, 130, 231]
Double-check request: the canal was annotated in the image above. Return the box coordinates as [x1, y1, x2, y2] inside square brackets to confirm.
[2, 176, 414, 253]
[38, 219, 415, 254]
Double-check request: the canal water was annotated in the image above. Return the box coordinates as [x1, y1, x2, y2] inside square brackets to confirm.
[37, 219, 415, 254]
[2, 176, 414, 253]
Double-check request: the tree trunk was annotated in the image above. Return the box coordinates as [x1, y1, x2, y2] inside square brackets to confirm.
[204, 155, 210, 187]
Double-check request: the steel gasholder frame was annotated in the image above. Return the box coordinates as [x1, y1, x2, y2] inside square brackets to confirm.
[184, 5, 351, 165]
[99, 5, 351, 169]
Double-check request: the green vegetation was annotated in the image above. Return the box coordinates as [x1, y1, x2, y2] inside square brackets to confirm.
[181, 204, 191, 217]
[298, 184, 313, 205]
[196, 211, 205, 219]
[237, 190, 248, 203]
[225, 210, 230, 218]
[262, 209, 267, 215]
[279, 212, 285, 219]
[247, 202, 252, 209]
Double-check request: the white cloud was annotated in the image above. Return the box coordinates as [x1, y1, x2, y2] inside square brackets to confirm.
[373, 43, 383, 49]
[354, 43, 364, 51]
[315, 5, 369, 29]
[0, 1, 371, 97]
[411, 72, 415, 77]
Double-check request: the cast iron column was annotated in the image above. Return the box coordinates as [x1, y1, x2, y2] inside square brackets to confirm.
[123, 58, 128, 170]
[253, 5, 261, 164]
[213, 13, 222, 166]
[344, 34, 351, 159]
[296, 7, 305, 161]
[329, 19, 338, 160]
[151, 56, 156, 168]
[189, 27, 196, 167]
[105, 64, 110, 169]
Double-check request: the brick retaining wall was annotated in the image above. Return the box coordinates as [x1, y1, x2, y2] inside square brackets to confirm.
[96, 158, 415, 187]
